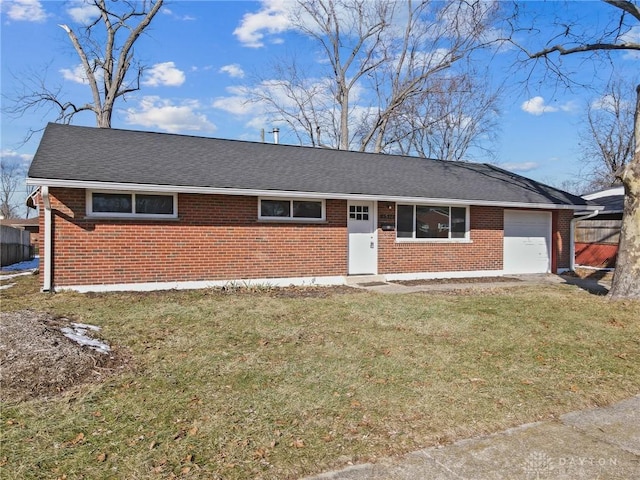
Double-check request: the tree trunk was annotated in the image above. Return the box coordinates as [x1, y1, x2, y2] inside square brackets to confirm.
[608, 84, 640, 299]
[339, 86, 350, 150]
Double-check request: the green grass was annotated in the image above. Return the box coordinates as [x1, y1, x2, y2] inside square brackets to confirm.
[1, 276, 639, 479]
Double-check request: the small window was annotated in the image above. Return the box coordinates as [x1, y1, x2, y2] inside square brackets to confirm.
[259, 198, 324, 221]
[349, 205, 369, 221]
[451, 207, 466, 238]
[396, 204, 468, 240]
[261, 200, 291, 217]
[93, 193, 132, 214]
[396, 204, 414, 238]
[136, 194, 174, 215]
[88, 191, 177, 218]
[294, 201, 322, 218]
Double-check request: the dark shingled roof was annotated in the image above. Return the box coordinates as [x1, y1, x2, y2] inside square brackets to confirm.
[28, 123, 590, 208]
[586, 194, 624, 213]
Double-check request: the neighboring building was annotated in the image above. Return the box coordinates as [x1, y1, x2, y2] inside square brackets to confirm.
[0, 217, 39, 250]
[575, 187, 624, 268]
[0, 218, 38, 266]
[27, 123, 599, 292]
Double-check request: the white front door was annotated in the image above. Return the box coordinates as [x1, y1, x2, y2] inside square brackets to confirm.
[503, 210, 552, 274]
[348, 201, 377, 275]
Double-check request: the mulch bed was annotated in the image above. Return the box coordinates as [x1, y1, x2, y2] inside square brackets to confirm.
[391, 276, 522, 287]
[0, 310, 128, 403]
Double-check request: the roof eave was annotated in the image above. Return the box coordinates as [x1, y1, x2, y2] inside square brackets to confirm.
[26, 177, 591, 211]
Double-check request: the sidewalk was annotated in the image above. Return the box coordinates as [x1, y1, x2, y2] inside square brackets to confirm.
[304, 395, 640, 479]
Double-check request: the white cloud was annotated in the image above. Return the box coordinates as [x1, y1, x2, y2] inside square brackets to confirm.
[591, 94, 618, 112]
[60, 64, 92, 84]
[620, 25, 640, 44]
[233, 0, 291, 48]
[521, 96, 577, 115]
[162, 7, 195, 21]
[500, 161, 539, 172]
[219, 64, 245, 79]
[232, 0, 383, 48]
[620, 27, 640, 59]
[191, 65, 214, 72]
[212, 86, 256, 116]
[521, 96, 558, 116]
[1, 149, 34, 165]
[4, 0, 47, 22]
[212, 79, 367, 147]
[213, 78, 339, 117]
[143, 62, 186, 87]
[124, 96, 216, 134]
[66, 0, 100, 24]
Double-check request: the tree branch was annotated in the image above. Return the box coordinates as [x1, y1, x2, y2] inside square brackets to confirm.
[604, 0, 640, 21]
[530, 41, 640, 59]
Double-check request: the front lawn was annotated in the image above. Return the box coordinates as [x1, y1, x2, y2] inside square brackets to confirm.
[1, 275, 639, 479]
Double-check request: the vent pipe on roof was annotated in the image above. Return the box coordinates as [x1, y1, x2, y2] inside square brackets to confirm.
[272, 128, 279, 144]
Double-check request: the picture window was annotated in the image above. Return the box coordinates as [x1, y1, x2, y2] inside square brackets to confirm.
[397, 204, 467, 240]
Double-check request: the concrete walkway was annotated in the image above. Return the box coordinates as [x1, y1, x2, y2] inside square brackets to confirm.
[304, 395, 640, 479]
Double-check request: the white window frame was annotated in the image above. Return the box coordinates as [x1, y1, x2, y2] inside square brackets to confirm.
[86, 190, 178, 219]
[258, 197, 326, 222]
[396, 204, 470, 242]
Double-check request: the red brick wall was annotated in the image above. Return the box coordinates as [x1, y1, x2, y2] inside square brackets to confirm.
[38, 190, 575, 288]
[377, 203, 504, 274]
[556, 210, 574, 270]
[42, 188, 347, 287]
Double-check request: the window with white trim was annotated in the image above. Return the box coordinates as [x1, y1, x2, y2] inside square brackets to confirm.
[259, 198, 325, 221]
[87, 191, 177, 218]
[397, 205, 468, 240]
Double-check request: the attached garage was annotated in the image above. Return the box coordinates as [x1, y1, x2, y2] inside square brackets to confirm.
[503, 210, 552, 274]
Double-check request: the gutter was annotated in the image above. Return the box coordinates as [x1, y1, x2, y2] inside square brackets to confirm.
[26, 177, 601, 211]
[41, 186, 53, 292]
[570, 209, 600, 271]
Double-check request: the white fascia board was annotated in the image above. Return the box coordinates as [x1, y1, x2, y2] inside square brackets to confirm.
[26, 177, 592, 210]
[575, 205, 609, 215]
[583, 186, 624, 200]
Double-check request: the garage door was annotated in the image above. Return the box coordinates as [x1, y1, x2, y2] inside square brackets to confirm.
[503, 211, 551, 274]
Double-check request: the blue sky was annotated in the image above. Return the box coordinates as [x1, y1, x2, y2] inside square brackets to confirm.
[1, 0, 638, 213]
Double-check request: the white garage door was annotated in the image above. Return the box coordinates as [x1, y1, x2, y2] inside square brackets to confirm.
[503, 211, 551, 274]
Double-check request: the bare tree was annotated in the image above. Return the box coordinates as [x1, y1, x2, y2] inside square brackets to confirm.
[7, 0, 163, 130]
[578, 78, 635, 190]
[518, 0, 640, 299]
[250, 0, 501, 158]
[390, 71, 501, 161]
[250, 57, 341, 148]
[1, 160, 24, 219]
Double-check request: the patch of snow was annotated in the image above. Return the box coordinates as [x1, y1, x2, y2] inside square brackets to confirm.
[0, 271, 34, 280]
[1, 257, 39, 272]
[70, 322, 101, 332]
[60, 324, 111, 355]
[0, 283, 16, 290]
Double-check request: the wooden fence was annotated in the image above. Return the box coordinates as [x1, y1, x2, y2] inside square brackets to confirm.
[575, 219, 621, 245]
[1, 225, 33, 267]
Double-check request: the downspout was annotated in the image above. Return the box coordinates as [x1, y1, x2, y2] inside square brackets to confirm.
[570, 209, 600, 271]
[41, 186, 53, 292]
